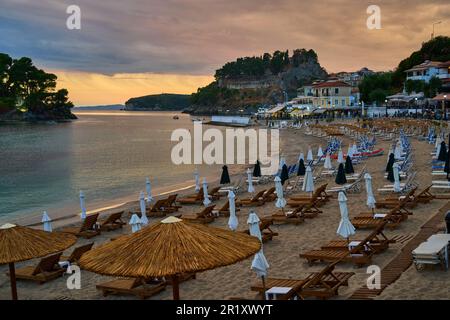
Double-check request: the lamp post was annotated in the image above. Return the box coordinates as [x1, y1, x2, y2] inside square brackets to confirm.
[415, 97, 418, 118]
[432, 21, 442, 39]
[385, 99, 388, 117]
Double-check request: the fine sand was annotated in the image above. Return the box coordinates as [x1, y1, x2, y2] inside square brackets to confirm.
[1, 120, 449, 300]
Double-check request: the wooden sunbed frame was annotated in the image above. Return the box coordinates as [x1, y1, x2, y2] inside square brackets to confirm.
[236, 190, 266, 207]
[60, 213, 101, 239]
[242, 219, 278, 243]
[60, 242, 94, 264]
[179, 205, 216, 224]
[99, 211, 125, 231]
[12, 253, 65, 284]
[96, 278, 167, 299]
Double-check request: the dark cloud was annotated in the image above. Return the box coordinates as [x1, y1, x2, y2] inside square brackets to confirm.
[1, 0, 449, 74]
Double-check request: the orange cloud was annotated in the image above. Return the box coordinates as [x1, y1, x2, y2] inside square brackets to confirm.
[52, 70, 213, 106]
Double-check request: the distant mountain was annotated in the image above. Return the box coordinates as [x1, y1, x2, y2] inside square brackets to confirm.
[74, 104, 124, 110]
[125, 94, 191, 111]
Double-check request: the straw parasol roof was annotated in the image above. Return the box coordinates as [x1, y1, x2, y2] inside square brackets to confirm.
[0, 223, 77, 265]
[0, 223, 77, 300]
[79, 216, 261, 299]
[80, 217, 260, 278]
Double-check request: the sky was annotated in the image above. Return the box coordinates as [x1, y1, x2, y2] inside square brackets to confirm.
[1, 0, 449, 106]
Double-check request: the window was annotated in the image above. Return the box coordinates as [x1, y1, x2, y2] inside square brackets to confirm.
[335, 99, 339, 106]
[335, 88, 339, 94]
[342, 99, 346, 106]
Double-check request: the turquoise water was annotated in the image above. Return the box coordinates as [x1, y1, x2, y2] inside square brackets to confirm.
[0, 111, 226, 223]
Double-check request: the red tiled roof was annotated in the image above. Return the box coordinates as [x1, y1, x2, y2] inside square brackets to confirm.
[312, 80, 351, 88]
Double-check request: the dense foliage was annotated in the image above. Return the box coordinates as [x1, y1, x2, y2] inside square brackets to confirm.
[214, 49, 319, 79]
[190, 82, 238, 106]
[125, 93, 191, 110]
[0, 53, 75, 120]
[392, 36, 450, 87]
[359, 36, 450, 103]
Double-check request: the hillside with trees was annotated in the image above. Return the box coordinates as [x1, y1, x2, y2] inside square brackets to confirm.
[359, 36, 450, 104]
[188, 49, 328, 114]
[125, 93, 191, 111]
[0, 53, 75, 121]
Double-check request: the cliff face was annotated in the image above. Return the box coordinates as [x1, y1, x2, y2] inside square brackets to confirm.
[188, 49, 328, 114]
[125, 93, 191, 111]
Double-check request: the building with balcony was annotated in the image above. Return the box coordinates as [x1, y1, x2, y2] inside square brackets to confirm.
[311, 80, 355, 108]
[405, 60, 450, 83]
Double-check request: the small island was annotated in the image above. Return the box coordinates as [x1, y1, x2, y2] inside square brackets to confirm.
[0, 53, 76, 122]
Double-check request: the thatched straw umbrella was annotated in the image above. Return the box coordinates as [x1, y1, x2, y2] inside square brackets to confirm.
[79, 217, 261, 300]
[0, 223, 77, 300]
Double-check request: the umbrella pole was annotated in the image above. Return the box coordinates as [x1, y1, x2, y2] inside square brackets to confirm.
[9, 263, 17, 300]
[172, 274, 180, 300]
[262, 276, 267, 300]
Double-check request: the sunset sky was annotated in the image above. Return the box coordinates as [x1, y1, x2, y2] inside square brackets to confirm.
[1, 0, 449, 105]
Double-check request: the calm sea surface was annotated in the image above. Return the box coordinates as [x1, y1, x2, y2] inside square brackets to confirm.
[0, 111, 231, 223]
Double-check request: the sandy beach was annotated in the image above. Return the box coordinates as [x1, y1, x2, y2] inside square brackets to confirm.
[1, 119, 449, 300]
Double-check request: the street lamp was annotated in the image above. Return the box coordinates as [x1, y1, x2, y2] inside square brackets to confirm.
[432, 21, 442, 39]
[415, 97, 418, 117]
[385, 99, 388, 117]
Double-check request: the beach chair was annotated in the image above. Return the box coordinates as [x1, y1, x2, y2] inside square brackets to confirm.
[261, 187, 277, 202]
[164, 194, 182, 212]
[289, 184, 330, 203]
[96, 278, 167, 299]
[287, 189, 324, 213]
[271, 206, 306, 225]
[147, 199, 170, 217]
[177, 189, 204, 205]
[351, 209, 407, 230]
[251, 262, 354, 300]
[242, 219, 278, 243]
[320, 221, 392, 254]
[326, 174, 364, 194]
[12, 253, 65, 284]
[375, 187, 418, 209]
[300, 236, 376, 267]
[219, 176, 244, 194]
[60, 242, 94, 264]
[60, 213, 101, 239]
[179, 205, 216, 224]
[213, 201, 241, 217]
[209, 186, 223, 201]
[235, 190, 266, 207]
[99, 211, 125, 231]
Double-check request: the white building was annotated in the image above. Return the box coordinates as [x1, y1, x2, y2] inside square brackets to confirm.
[405, 60, 450, 83]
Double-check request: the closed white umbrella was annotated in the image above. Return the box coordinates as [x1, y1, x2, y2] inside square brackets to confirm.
[145, 178, 153, 204]
[194, 168, 200, 192]
[302, 166, 315, 194]
[129, 214, 142, 233]
[248, 211, 269, 300]
[324, 152, 333, 170]
[79, 190, 86, 220]
[227, 191, 238, 231]
[317, 146, 324, 158]
[347, 145, 354, 158]
[307, 147, 314, 162]
[393, 163, 401, 192]
[139, 191, 149, 225]
[364, 173, 376, 211]
[336, 192, 356, 240]
[247, 211, 262, 241]
[394, 143, 402, 160]
[247, 168, 255, 193]
[352, 143, 358, 156]
[274, 176, 286, 209]
[42, 211, 52, 232]
[337, 148, 344, 164]
[202, 178, 211, 206]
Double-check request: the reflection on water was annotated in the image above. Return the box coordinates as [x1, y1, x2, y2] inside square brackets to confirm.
[0, 111, 227, 222]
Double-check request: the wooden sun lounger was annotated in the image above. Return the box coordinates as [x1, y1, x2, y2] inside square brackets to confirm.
[261, 187, 277, 202]
[12, 253, 65, 284]
[321, 221, 392, 254]
[300, 236, 376, 267]
[177, 189, 204, 205]
[60, 213, 101, 239]
[271, 207, 305, 225]
[209, 187, 223, 201]
[146, 199, 170, 217]
[375, 187, 418, 209]
[178, 205, 216, 224]
[99, 211, 125, 231]
[236, 190, 266, 207]
[60, 243, 94, 264]
[242, 219, 278, 243]
[96, 278, 167, 299]
[351, 207, 407, 229]
[251, 262, 355, 300]
[289, 184, 330, 203]
[214, 201, 240, 217]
